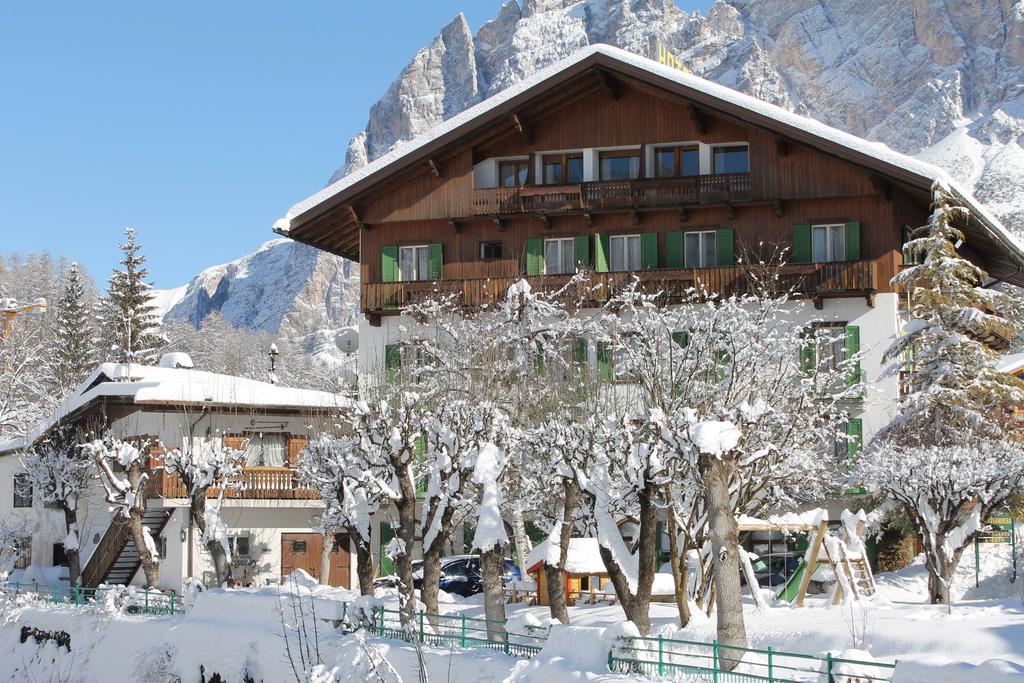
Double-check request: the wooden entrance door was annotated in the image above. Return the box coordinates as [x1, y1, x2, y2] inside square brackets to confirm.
[327, 533, 351, 589]
[281, 532, 352, 588]
[281, 533, 322, 580]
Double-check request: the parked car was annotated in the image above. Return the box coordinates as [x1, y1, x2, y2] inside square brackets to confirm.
[375, 555, 521, 597]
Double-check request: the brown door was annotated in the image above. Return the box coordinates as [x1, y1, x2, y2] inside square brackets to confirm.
[281, 533, 323, 581]
[327, 533, 351, 589]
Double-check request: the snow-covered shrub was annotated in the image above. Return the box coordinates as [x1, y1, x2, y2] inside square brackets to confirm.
[309, 632, 402, 683]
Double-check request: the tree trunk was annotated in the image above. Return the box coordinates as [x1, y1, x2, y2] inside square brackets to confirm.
[61, 506, 82, 587]
[420, 504, 455, 617]
[354, 531, 374, 596]
[319, 530, 332, 586]
[480, 544, 507, 642]
[545, 479, 578, 624]
[508, 498, 532, 584]
[190, 496, 232, 587]
[927, 541, 965, 606]
[703, 455, 747, 668]
[129, 506, 160, 587]
[667, 511, 690, 628]
[394, 467, 419, 633]
[630, 484, 658, 635]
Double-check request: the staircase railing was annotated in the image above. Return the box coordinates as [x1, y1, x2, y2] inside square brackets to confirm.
[81, 517, 133, 588]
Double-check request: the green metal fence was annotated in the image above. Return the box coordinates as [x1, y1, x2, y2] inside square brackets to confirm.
[2, 582, 183, 616]
[609, 635, 896, 682]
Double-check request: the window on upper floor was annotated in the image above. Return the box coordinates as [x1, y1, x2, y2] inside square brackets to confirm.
[480, 240, 503, 260]
[683, 230, 717, 269]
[544, 237, 576, 275]
[812, 224, 846, 263]
[13, 473, 31, 508]
[609, 234, 642, 272]
[543, 153, 584, 185]
[399, 244, 430, 281]
[241, 433, 287, 468]
[654, 145, 699, 178]
[599, 150, 640, 181]
[712, 144, 749, 174]
[499, 160, 529, 187]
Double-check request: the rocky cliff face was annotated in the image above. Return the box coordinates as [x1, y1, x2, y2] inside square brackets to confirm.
[161, 239, 360, 341]
[337, 0, 1024, 235]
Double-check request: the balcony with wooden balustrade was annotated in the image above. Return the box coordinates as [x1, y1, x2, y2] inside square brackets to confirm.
[146, 466, 319, 501]
[472, 173, 752, 216]
[362, 260, 876, 314]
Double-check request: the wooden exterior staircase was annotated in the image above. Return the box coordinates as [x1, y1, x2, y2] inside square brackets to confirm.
[82, 507, 173, 587]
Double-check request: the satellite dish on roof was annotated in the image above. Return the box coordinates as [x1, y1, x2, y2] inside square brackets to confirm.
[334, 328, 358, 354]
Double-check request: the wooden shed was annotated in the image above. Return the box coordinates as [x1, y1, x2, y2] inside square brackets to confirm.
[526, 538, 612, 606]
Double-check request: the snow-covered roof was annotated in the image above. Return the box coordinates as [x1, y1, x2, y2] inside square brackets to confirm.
[526, 538, 607, 575]
[273, 44, 1024, 273]
[0, 362, 349, 455]
[996, 353, 1024, 376]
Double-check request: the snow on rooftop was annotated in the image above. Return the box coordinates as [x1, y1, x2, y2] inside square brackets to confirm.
[273, 44, 1022, 257]
[0, 362, 349, 455]
[526, 538, 608, 574]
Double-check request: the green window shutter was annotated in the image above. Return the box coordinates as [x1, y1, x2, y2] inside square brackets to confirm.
[381, 245, 398, 282]
[641, 232, 658, 270]
[414, 435, 427, 498]
[844, 325, 861, 387]
[385, 343, 401, 382]
[672, 330, 689, 348]
[844, 221, 861, 261]
[666, 231, 684, 269]
[594, 234, 610, 273]
[597, 342, 612, 382]
[792, 224, 811, 264]
[846, 418, 863, 470]
[525, 238, 543, 276]
[574, 235, 590, 271]
[716, 228, 735, 266]
[379, 522, 396, 576]
[427, 243, 443, 280]
[572, 338, 587, 365]
[799, 328, 815, 373]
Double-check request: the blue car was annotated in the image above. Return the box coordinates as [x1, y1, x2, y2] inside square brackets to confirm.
[412, 555, 521, 597]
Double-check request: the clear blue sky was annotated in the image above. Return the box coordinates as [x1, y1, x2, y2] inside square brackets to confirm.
[0, 1, 711, 289]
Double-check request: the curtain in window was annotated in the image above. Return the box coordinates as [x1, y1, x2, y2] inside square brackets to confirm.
[243, 434, 286, 467]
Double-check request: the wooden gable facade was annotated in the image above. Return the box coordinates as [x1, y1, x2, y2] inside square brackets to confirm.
[279, 49, 1024, 322]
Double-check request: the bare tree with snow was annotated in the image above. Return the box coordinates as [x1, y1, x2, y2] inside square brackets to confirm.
[17, 424, 94, 585]
[83, 432, 162, 587]
[162, 433, 245, 587]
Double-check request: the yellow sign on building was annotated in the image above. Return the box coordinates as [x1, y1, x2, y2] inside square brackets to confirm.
[657, 42, 690, 74]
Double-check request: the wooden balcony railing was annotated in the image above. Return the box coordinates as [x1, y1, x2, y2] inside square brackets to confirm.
[362, 260, 876, 313]
[147, 466, 319, 501]
[473, 173, 752, 216]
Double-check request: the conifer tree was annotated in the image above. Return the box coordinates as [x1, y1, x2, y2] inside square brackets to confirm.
[859, 184, 1024, 605]
[97, 228, 164, 364]
[54, 262, 95, 390]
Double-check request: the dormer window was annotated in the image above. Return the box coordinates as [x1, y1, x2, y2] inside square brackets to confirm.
[712, 145, 749, 174]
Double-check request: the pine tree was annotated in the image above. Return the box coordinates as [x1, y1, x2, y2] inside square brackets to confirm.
[97, 228, 164, 364]
[884, 185, 1023, 442]
[54, 262, 95, 390]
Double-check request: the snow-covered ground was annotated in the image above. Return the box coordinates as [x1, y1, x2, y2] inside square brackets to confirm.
[2, 545, 1023, 681]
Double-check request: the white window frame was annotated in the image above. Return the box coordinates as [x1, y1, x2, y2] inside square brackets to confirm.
[609, 234, 642, 272]
[811, 224, 846, 263]
[684, 230, 717, 269]
[398, 244, 429, 281]
[544, 237, 576, 275]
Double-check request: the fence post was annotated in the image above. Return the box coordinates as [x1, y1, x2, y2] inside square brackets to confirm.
[418, 609, 425, 644]
[826, 652, 834, 683]
[767, 646, 773, 682]
[713, 640, 719, 683]
[658, 634, 664, 676]
[144, 588, 150, 612]
[341, 601, 347, 624]
[461, 613, 467, 648]
[53, 585, 60, 604]
[503, 627, 510, 656]
[170, 590, 176, 614]
[379, 607, 385, 636]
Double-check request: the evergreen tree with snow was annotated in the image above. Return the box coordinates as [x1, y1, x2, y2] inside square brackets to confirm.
[859, 184, 1024, 605]
[53, 262, 96, 391]
[97, 228, 164, 364]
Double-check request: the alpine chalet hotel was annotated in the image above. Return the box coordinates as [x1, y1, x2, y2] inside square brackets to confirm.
[274, 45, 1024, 504]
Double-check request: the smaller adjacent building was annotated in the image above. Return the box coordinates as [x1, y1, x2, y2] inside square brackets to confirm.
[0, 358, 353, 592]
[526, 538, 611, 605]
